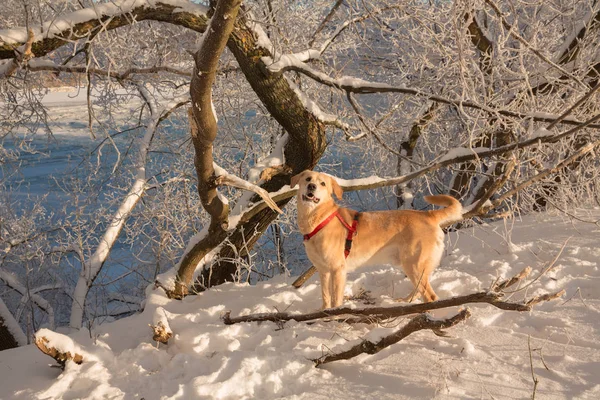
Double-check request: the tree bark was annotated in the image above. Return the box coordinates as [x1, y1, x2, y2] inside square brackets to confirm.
[174, 0, 242, 296]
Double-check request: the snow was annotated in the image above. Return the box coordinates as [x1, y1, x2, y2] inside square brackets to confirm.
[246, 133, 287, 184]
[531, 127, 554, 139]
[1, 209, 600, 399]
[335, 174, 388, 187]
[285, 77, 343, 126]
[246, 19, 274, 53]
[34, 328, 88, 361]
[261, 50, 321, 72]
[438, 146, 490, 162]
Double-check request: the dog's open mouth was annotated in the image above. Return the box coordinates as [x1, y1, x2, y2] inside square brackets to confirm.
[302, 193, 320, 204]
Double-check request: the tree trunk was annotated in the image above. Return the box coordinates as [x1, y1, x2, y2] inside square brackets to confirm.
[0, 297, 25, 350]
[175, 7, 328, 292]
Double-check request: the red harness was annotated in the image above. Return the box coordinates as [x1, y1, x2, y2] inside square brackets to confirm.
[303, 211, 359, 258]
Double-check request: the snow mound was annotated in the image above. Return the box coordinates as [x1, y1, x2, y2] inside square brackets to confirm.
[1, 210, 600, 399]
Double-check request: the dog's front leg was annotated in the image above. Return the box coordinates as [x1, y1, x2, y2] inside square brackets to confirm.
[318, 270, 333, 309]
[331, 266, 346, 308]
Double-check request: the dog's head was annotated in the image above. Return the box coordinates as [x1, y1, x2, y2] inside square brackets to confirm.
[290, 170, 343, 206]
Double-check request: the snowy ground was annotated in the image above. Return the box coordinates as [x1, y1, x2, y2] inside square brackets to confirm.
[0, 209, 599, 399]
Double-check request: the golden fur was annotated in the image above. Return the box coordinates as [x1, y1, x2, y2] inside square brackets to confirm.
[291, 170, 463, 309]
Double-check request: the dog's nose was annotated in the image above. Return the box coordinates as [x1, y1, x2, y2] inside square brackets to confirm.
[307, 183, 316, 191]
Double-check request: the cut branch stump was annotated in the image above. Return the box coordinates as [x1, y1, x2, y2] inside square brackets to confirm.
[34, 334, 83, 369]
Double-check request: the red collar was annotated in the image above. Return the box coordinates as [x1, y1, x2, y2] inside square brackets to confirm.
[303, 210, 359, 258]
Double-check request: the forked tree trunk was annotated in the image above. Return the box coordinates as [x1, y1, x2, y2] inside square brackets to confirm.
[174, 4, 328, 294]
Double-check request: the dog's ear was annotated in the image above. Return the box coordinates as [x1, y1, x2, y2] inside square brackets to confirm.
[290, 171, 306, 188]
[330, 176, 344, 199]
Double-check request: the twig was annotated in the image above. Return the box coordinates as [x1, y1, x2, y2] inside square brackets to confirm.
[484, 0, 586, 89]
[545, 83, 600, 130]
[528, 335, 539, 399]
[503, 239, 570, 294]
[493, 266, 532, 291]
[526, 290, 566, 307]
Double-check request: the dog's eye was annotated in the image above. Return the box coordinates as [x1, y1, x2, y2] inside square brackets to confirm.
[320, 182, 326, 186]
[306, 177, 311, 182]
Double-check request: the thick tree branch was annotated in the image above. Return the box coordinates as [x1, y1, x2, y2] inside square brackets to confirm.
[0, 297, 26, 349]
[0, 2, 209, 60]
[0, 268, 55, 330]
[0, 28, 34, 77]
[174, 0, 242, 298]
[238, 112, 600, 223]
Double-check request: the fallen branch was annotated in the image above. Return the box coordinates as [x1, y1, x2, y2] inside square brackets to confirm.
[227, 266, 563, 327]
[223, 289, 563, 326]
[312, 309, 471, 366]
[493, 266, 532, 291]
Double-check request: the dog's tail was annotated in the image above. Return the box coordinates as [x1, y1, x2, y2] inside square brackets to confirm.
[424, 195, 463, 226]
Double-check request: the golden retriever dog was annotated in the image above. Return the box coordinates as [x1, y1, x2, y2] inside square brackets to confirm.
[291, 170, 462, 309]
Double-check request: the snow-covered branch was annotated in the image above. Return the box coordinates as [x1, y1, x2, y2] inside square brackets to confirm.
[0, 268, 55, 330]
[0, 0, 208, 51]
[241, 110, 600, 222]
[213, 163, 283, 214]
[0, 28, 34, 78]
[263, 57, 600, 129]
[27, 60, 192, 80]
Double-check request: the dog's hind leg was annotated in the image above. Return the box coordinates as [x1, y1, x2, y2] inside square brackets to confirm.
[395, 250, 441, 303]
[419, 275, 439, 302]
[413, 243, 443, 302]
